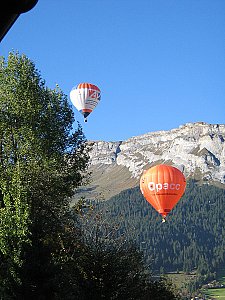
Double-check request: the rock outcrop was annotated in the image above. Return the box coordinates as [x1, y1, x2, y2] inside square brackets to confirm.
[74, 122, 225, 202]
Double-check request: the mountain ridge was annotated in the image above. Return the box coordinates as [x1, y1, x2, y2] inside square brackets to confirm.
[73, 122, 225, 202]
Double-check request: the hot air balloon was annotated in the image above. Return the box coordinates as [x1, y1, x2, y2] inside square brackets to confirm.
[70, 83, 101, 122]
[140, 164, 186, 222]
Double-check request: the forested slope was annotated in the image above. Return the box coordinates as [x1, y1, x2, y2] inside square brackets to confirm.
[93, 180, 225, 279]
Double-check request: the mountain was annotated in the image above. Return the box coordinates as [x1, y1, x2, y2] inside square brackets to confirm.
[73, 122, 225, 202]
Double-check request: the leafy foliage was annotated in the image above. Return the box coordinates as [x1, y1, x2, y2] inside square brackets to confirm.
[0, 51, 89, 297]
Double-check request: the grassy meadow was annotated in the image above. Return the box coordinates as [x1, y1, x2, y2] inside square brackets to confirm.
[166, 269, 225, 299]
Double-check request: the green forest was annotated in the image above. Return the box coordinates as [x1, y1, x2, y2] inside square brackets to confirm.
[92, 180, 225, 284]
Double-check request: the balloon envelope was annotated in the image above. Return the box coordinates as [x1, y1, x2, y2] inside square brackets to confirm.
[70, 83, 101, 122]
[140, 164, 186, 219]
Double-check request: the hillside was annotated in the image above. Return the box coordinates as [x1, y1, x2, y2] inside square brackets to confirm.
[89, 180, 225, 282]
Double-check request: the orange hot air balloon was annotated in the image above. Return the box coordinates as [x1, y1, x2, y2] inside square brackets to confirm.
[140, 164, 186, 222]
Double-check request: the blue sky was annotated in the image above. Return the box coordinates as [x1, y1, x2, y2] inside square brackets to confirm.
[1, 0, 225, 142]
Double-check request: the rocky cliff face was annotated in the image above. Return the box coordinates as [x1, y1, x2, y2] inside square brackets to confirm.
[89, 122, 225, 182]
[74, 122, 225, 202]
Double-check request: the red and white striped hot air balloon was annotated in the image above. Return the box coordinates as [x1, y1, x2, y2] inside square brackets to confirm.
[70, 83, 101, 122]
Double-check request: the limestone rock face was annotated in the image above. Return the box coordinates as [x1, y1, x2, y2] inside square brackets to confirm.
[88, 141, 122, 165]
[88, 122, 225, 184]
[72, 122, 225, 202]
